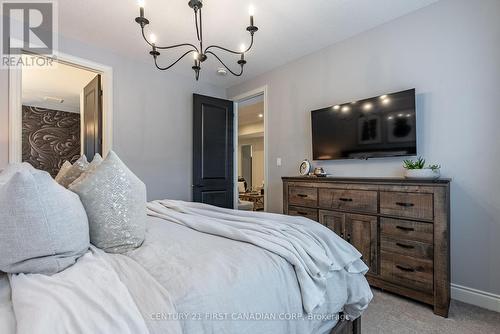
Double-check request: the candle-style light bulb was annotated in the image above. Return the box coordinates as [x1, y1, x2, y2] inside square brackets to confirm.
[149, 33, 157, 45]
[249, 5, 255, 26]
[138, 0, 145, 18]
[193, 52, 199, 60]
[239, 44, 246, 60]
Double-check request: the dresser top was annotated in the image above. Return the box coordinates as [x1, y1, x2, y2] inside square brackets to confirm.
[282, 176, 451, 185]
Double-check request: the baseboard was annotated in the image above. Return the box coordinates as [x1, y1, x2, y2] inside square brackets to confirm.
[451, 283, 500, 313]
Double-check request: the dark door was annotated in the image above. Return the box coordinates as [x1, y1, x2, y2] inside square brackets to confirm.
[193, 94, 234, 209]
[83, 74, 102, 158]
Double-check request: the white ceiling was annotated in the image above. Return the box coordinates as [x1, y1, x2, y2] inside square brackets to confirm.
[58, 0, 439, 88]
[239, 100, 263, 126]
[22, 57, 97, 113]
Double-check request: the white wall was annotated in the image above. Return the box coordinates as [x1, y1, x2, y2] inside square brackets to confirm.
[238, 137, 265, 190]
[227, 0, 500, 297]
[0, 35, 225, 200]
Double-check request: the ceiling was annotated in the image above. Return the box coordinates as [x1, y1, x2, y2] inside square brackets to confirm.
[239, 101, 263, 126]
[57, 0, 439, 88]
[22, 57, 97, 113]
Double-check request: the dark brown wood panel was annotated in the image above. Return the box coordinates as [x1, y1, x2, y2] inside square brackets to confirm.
[320, 210, 345, 238]
[319, 188, 378, 213]
[381, 251, 433, 293]
[381, 236, 433, 259]
[381, 218, 433, 243]
[346, 214, 378, 275]
[288, 206, 318, 222]
[288, 186, 318, 207]
[380, 191, 433, 220]
[83, 75, 102, 159]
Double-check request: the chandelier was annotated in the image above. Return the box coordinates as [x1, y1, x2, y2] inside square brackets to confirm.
[135, 0, 259, 81]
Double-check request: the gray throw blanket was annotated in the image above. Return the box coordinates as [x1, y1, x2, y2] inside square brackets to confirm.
[147, 200, 368, 313]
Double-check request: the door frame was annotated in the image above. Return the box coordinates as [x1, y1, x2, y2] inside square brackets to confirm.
[8, 51, 113, 163]
[230, 85, 269, 211]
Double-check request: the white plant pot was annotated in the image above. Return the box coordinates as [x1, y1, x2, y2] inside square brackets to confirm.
[404, 169, 441, 179]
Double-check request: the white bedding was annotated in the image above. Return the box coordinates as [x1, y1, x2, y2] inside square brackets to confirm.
[1, 201, 372, 334]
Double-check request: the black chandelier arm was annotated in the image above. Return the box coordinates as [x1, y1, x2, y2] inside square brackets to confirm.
[154, 50, 197, 71]
[204, 34, 254, 55]
[206, 51, 244, 76]
[141, 27, 199, 52]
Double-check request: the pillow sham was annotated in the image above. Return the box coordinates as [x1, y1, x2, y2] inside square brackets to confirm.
[55, 155, 89, 188]
[0, 167, 90, 274]
[69, 153, 103, 187]
[69, 151, 146, 253]
[54, 161, 72, 183]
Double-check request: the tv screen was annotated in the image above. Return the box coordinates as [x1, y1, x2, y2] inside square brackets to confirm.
[311, 89, 417, 160]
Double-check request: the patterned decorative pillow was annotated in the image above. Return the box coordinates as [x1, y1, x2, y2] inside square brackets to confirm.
[69, 154, 103, 187]
[55, 156, 89, 188]
[0, 167, 90, 274]
[69, 151, 146, 253]
[54, 161, 72, 183]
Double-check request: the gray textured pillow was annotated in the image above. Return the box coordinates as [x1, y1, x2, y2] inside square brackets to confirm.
[0, 167, 90, 274]
[69, 151, 146, 253]
[54, 161, 72, 183]
[55, 155, 89, 188]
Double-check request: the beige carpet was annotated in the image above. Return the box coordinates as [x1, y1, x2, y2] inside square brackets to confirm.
[362, 289, 500, 334]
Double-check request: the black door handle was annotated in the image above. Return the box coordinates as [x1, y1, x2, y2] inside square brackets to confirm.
[396, 265, 416, 272]
[396, 242, 415, 249]
[396, 226, 415, 232]
[396, 202, 414, 207]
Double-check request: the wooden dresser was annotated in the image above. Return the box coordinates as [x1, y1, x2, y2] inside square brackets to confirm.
[282, 176, 451, 317]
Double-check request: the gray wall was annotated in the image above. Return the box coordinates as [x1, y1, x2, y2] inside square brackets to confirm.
[0, 36, 225, 201]
[227, 0, 500, 296]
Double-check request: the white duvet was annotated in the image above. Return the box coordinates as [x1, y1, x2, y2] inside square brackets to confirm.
[1, 201, 372, 334]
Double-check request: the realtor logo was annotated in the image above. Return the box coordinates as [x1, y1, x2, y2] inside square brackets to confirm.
[1, 1, 57, 67]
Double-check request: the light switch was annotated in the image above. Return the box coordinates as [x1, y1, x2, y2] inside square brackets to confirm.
[276, 157, 282, 167]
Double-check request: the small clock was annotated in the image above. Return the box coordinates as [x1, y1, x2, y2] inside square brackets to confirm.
[299, 159, 312, 176]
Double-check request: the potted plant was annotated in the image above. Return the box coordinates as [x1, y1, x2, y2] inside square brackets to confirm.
[403, 157, 441, 179]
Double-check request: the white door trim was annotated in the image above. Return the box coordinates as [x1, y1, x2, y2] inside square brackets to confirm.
[8, 52, 113, 163]
[230, 85, 269, 211]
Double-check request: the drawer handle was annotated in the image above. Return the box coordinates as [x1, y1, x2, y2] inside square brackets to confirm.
[396, 265, 416, 272]
[339, 198, 353, 202]
[396, 202, 415, 208]
[396, 226, 415, 232]
[396, 242, 415, 249]
[297, 194, 308, 198]
[296, 211, 309, 215]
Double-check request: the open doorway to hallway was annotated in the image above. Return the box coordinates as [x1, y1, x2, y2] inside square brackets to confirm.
[20, 55, 102, 177]
[235, 93, 265, 211]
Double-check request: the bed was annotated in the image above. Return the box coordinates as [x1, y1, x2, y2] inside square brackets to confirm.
[1, 201, 372, 334]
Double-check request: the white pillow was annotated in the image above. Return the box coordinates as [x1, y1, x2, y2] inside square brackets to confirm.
[55, 156, 89, 188]
[54, 161, 72, 183]
[0, 167, 90, 274]
[69, 151, 146, 253]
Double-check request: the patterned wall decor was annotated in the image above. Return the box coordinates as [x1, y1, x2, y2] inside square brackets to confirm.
[22, 105, 81, 177]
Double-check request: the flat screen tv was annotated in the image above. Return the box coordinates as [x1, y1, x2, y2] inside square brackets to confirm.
[311, 89, 417, 160]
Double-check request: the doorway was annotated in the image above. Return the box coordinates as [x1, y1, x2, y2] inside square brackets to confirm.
[234, 89, 267, 211]
[8, 52, 113, 174]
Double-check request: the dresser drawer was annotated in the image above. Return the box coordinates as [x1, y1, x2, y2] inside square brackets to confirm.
[381, 252, 433, 293]
[381, 236, 433, 259]
[288, 186, 318, 207]
[380, 191, 433, 220]
[288, 206, 318, 221]
[381, 218, 433, 243]
[318, 189, 377, 213]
